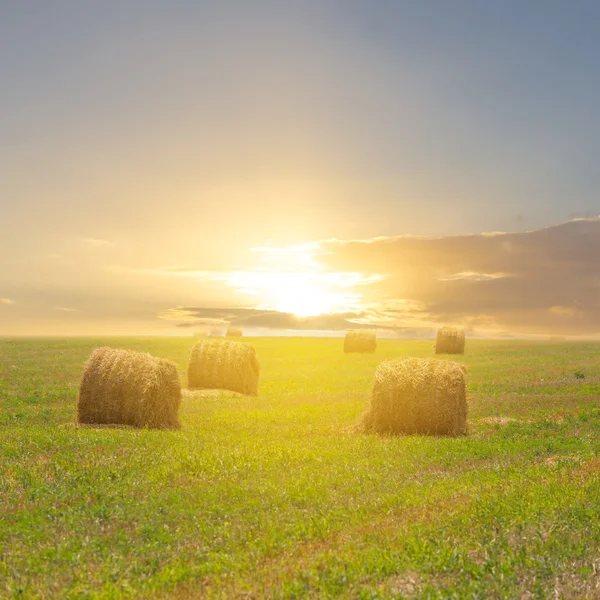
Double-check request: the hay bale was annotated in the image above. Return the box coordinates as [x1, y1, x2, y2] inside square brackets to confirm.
[435, 326, 465, 354]
[187, 339, 259, 395]
[344, 329, 377, 353]
[226, 326, 243, 337]
[77, 347, 181, 429]
[357, 357, 467, 436]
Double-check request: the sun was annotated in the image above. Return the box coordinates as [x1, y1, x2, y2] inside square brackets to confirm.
[226, 270, 359, 317]
[218, 243, 382, 318]
[264, 276, 354, 318]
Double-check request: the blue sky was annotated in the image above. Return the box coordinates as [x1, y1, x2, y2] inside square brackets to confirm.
[1, 1, 599, 335]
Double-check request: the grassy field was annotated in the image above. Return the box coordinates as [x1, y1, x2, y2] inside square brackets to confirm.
[1, 337, 600, 599]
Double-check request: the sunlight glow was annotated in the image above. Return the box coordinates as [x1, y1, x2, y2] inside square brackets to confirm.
[142, 243, 385, 318]
[225, 271, 363, 317]
[227, 244, 384, 317]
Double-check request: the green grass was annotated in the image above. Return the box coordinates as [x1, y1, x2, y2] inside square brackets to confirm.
[1, 337, 600, 599]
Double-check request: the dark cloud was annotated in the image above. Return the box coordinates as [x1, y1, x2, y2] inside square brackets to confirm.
[163, 306, 394, 332]
[318, 218, 600, 336]
[157, 219, 600, 336]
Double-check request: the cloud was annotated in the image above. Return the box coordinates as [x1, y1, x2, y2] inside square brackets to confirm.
[79, 237, 112, 249]
[153, 218, 600, 336]
[438, 271, 511, 282]
[9, 218, 597, 337]
[317, 217, 600, 336]
[548, 305, 584, 319]
[113, 254, 386, 318]
[159, 305, 396, 332]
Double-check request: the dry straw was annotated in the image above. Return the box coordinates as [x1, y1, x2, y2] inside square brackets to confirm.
[435, 326, 466, 354]
[226, 326, 243, 337]
[187, 339, 260, 395]
[344, 329, 377, 353]
[357, 357, 467, 436]
[77, 347, 181, 429]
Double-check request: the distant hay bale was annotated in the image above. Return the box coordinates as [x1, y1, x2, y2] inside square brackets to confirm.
[187, 339, 259, 395]
[77, 347, 181, 429]
[357, 357, 467, 436]
[226, 326, 243, 337]
[344, 329, 377, 353]
[435, 326, 465, 354]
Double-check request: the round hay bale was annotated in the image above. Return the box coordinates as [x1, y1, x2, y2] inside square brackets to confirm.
[226, 326, 243, 337]
[77, 347, 181, 429]
[344, 329, 377, 353]
[187, 339, 259, 396]
[358, 357, 467, 436]
[435, 326, 465, 354]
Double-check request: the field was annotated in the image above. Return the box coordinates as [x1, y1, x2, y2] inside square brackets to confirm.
[1, 337, 600, 599]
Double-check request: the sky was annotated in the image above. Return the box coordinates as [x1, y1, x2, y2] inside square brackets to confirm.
[1, 1, 599, 337]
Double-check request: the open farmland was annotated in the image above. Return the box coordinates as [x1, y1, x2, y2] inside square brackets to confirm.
[1, 337, 600, 599]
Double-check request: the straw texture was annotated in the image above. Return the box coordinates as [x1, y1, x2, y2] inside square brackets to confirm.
[187, 339, 260, 395]
[77, 347, 181, 429]
[435, 326, 466, 354]
[344, 330, 377, 353]
[357, 357, 467, 436]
